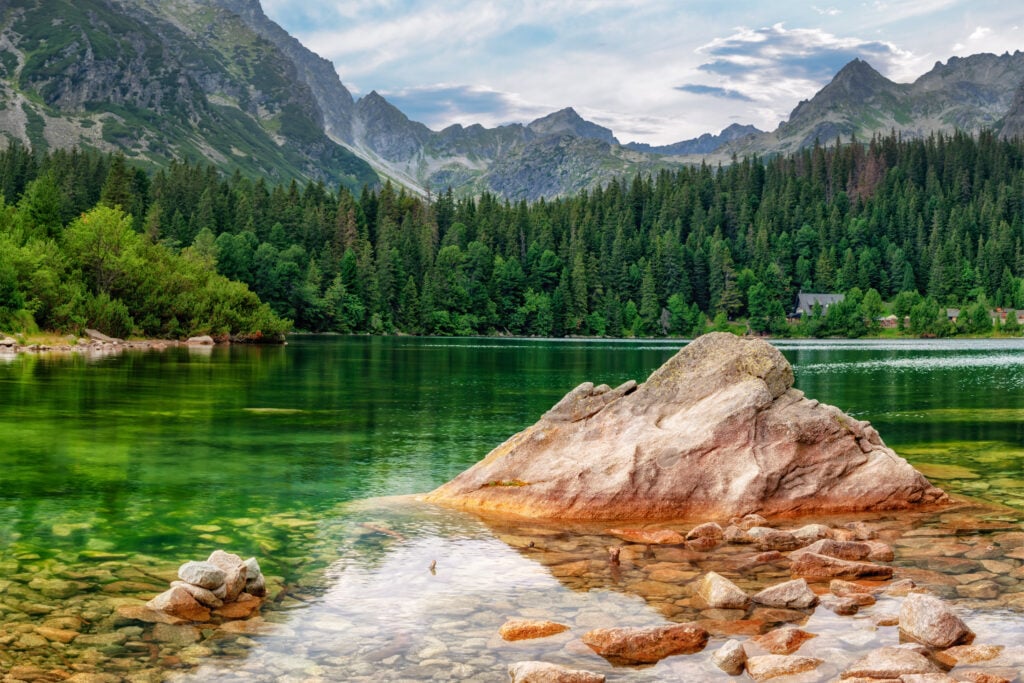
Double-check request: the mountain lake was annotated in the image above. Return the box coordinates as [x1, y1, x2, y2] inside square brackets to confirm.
[1, 336, 1023, 681]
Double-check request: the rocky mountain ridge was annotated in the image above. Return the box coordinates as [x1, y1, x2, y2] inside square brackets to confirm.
[3, 0, 1024, 200]
[625, 123, 763, 156]
[217, 0, 1024, 197]
[715, 52, 1024, 161]
[0, 0, 376, 190]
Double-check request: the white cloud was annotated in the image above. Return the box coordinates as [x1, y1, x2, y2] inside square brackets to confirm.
[680, 22, 920, 120]
[951, 23, 1021, 58]
[262, 1, 1024, 146]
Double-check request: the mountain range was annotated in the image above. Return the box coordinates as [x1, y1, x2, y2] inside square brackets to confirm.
[2, 0, 1024, 200]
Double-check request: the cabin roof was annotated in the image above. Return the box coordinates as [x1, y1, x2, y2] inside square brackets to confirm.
[794, 292, 845, 316]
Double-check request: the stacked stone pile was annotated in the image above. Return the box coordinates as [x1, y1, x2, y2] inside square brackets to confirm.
[145, 550, 267, 623]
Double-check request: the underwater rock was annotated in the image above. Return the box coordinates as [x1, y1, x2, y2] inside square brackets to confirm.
[842, 645, 941, 678]
[581, 623, 709, 663]
[498, 618, 570, 641]
[604, 527, 684, 545]
[426, 332, 947, 520]
[750, 626, 816, 655]
[790, 552, 893, 580]
[686, 522, 724, 542]
[934, 643, 1003, 667]
[745, 654, 822, 681]
[508, 660, 606, 683]
[789, 538, 875, 562]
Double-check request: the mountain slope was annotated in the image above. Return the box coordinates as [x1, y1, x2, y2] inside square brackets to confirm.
[999, 80, 1024, 140]
[208, 0, 357, 143]
[0, 0, 376, 190]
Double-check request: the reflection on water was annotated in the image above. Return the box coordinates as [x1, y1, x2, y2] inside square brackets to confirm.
[172, 499, 1024, 682]
[2, 337, 1024, 680]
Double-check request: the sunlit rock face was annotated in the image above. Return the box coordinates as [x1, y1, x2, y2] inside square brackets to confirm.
[426, 333, 948, 521]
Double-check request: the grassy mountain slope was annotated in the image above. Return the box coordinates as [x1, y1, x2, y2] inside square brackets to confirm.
[0, 0, 376, 190]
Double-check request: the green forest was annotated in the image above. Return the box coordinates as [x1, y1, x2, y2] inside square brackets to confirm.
[2, 130, 1024, 340]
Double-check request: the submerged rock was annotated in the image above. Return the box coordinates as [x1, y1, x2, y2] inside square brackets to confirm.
[745, 654, 822, 681]
[686, 522, 724, 542]
[934, 644, 1003, 667]
[605, 528, 684, 545]
[581, 623, 709, 663]
[842, 645, 941, 678]
[498, 618, 570, 641]
[750, 626, 816, 655]
[790, 552, 893, 580]
[425, 333, 947, 520]
[790, 538, 875, 561]
[508, 661, 605, 683]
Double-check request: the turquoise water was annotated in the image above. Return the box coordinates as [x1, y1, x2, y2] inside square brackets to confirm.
[2, 337, 1024, 681]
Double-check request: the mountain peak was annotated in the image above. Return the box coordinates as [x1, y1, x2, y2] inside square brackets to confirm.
[527, 108, 618, 144]
[552, 106, 582, 119]
[785, 57, 897, 126]
[831, 58, 888, 86]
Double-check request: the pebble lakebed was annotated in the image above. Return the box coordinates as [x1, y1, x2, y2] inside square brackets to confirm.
[1, 499, 1023, 682]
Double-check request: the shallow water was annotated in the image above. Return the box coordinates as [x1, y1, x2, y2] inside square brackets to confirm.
[2, 337, 1024, 681]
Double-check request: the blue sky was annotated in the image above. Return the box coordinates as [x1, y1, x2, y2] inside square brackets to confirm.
[261, 1, 1023, 145]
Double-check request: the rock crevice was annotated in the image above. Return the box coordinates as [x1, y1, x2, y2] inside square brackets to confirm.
[426, 333, 948, 520]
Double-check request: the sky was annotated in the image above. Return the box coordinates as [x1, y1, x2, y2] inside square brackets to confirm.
[261, 1, 1023, 146]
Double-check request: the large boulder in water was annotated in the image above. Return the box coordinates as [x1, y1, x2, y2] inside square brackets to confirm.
[425, 333, 948, 520]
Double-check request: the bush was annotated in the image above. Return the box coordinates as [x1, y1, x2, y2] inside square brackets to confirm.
[83, 292, 134, 338]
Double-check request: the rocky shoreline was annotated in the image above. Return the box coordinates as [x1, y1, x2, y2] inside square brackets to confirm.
[1, 498, 1023, 682]
[494, 510, 1021, 682]
[0, 330, 233, 358]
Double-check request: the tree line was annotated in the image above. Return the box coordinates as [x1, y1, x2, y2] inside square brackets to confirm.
[2, 129, 1024, 339]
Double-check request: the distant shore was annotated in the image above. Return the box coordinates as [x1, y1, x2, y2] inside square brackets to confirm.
[0, 332, 225, 358]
